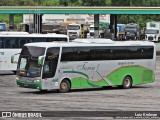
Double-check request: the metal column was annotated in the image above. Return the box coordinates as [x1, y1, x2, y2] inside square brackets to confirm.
[33, 14, 42, 33]
[114, 15, 117, 40]
[94, 14, 99, 38]
[9, 14, 14, 31]
[110, 14, 117, 40]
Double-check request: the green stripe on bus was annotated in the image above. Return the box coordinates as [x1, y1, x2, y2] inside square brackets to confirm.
[16, 80, 42, 90]
[106, 66, 154, 85]
[64, 70, 108, 88]
[63, 65, 154, 88]
[64, 70, 89, 79]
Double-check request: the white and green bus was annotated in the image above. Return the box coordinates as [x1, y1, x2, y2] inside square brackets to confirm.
[15, 39, 156, 92]
[0, 32, 69, 72]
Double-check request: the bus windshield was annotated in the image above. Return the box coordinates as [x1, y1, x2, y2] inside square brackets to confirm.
[17, 46, 45, 77]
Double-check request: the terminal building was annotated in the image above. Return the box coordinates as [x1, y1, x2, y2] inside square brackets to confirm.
[23, 14, 110, 24]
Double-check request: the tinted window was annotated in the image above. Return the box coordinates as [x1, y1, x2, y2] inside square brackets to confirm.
[42, 47, 60, 78]
[141, 46, 154, 59]
[61, 47, 75, 61]
[94, 47, 111, 60]
[19, 38, 30, 48]
[0, 37, 31, 48]
[127, 46, 140, 59]
[61, 47, 94, 61]
[48, 38, 68, 42]
[111, 47, 127, 60]
[76, 47, 94, 61]
[61, 46, 154, 62]
[3, 38, 17, 48]
[33, 38, 47, 42]
[0, 37, 68, 48]
[0, 38, 2, 48]
[127, 46, 153, 59]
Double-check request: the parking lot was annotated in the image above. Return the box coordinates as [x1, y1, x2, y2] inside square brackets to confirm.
[0, 43, 160, 119]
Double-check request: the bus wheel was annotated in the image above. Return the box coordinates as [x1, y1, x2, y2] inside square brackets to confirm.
[40, 90, 48, 92]
[58, 79, 70, 93]
[122, 76, 132, 89]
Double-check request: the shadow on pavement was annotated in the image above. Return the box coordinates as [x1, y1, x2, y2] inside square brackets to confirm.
[18, 85, 152, 94]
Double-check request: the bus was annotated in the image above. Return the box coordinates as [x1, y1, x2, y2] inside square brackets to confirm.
[0, 32, 69, 72]
[14, 39, 156, 93]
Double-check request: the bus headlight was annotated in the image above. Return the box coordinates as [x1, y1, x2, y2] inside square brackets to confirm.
[33, 79, 41, 82]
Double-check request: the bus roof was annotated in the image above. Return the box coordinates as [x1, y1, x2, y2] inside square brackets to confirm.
[0, 32, 68, 38]
[0, 31, 29, 35]
[24, 39, 155, 48]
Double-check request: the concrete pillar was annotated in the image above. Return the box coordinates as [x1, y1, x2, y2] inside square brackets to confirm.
[110, 14, 114, 40]
[114, 15, 117, 40]
[33, 14, 42, 33]
[110, 14, 117, 40]
[9, 14, 14, 31]
[94, 14, 99, 38]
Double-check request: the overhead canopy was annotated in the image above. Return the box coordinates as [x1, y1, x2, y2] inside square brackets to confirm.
[0, 6, 160, 14]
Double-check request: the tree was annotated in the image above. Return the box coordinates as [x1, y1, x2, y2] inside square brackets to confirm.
[81, 0, 107, 6]
[41, 0, 60, 6]
[59, 0, 82, 6]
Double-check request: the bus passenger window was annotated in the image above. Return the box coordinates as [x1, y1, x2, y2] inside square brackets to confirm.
[20, 40, 25, 48]
[0, 39, 2, 48]
[47, 38, 53, 42]
[33, 38, 47, 42]
[5, 39, 11, 48]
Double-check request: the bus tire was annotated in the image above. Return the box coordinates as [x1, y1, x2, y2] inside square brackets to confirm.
[40, 90, 48, 92]
[58, 79, 71, 93]
[122, 76, 132, 89]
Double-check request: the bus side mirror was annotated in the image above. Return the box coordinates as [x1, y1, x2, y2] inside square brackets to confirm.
[38, 56, 44, 66]
[11, 53, 20, 64]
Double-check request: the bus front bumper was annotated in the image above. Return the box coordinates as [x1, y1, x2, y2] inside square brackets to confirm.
[16, 80, 42, 90]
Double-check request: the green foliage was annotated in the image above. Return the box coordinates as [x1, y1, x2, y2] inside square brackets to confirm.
[81, 0, 107, 6]
[41, 0, 60, 6]
[59, 0, 82, 6]
[0, 14, 22, 23]
[113, 0, 160, 28]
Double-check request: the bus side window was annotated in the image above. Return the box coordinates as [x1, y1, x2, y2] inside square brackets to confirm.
[42, 47, 60, 79]
[76, 47, 93, 61]
[94, 47, 111, 60]
[47, 38, 53, 42]
[0, 38, 3, 48]
[27, 38, 33, 43]
[141, 46, 154, 59]
[11, 38, 19, 48]
[19, 38, 30, 48]
[20, 40, 26, 48]
[4, 39, 11, 48]
[61, 47, 75, 61]
[33, 38, 47, 42]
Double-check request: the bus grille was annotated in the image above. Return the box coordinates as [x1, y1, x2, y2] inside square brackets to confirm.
[148, 37, 153, 41]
